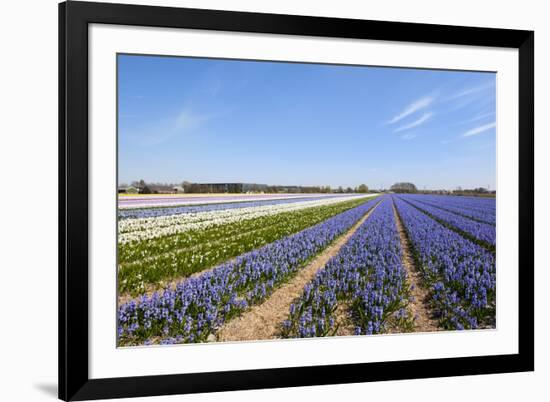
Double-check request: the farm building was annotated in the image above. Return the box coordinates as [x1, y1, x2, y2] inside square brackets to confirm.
[190, 183, 268, 193]
[148, 184, 176, 194]
[118, 185, 138, 194]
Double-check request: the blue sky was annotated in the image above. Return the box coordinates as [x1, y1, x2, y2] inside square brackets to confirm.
[118, 54, 496, 190]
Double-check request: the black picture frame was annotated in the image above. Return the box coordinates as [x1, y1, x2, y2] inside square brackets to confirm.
[59, 1, 534, 400]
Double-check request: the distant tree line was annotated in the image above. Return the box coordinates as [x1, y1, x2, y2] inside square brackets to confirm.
[259, 183, 369, 194]
[121, 180, 371, 194]
[262, 185, 332, 194]
[121, 179, 494, 197]
[390, 182, 418, 193]
[452, 187, 495, 197]
[181, 183, 369, 194]
[385, 182, 495, 196]
[123, 180, 181, 194]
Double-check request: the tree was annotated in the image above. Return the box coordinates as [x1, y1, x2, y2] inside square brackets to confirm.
[390, 182, 418, 193]
[357, 184, 369, 193]
[337, 186, 344, 193]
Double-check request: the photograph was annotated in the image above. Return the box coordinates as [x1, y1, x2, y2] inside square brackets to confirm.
[0, 0, 541, 400]
[116, 54, 497, 347]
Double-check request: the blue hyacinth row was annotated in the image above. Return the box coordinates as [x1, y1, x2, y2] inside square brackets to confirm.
[404, 194, 495, 225]
[393, 196, 495, 329]
[399, 196, 496, 247]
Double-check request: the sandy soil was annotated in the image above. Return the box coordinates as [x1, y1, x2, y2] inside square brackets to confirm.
[391, 200, 440, 333]
[333, 302, 356, 336]
[215, 200, 382, 342]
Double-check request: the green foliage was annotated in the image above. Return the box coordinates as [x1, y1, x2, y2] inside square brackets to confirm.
[390, 182, 418, 193]
[118, 197, 371, 295]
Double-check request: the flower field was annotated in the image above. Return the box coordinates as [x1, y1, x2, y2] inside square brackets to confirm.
[399, 196, 496, 248]
[281, 197, 410, 338]
[118, 193, 338, 209]
[393, 196, 495, 329]
[117, 193, 496, 346]
[118, 196, 372, 294]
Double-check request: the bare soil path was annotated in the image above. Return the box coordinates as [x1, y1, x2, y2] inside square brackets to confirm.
[215, 200, 382, 342]
[391, 199, 439, 332]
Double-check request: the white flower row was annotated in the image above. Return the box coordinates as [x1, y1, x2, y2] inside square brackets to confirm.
[118, 194, 326, 209]
[118, 195, 372, 244]
[119, 196, 361, 234]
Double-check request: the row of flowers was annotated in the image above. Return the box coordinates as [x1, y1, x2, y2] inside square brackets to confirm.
[281, 196, 410, 338]
[119, 195, 359, 220]
[393, 196, 495, 330]
[404, 194, 495, 225]
[118, 198, 371, 294]
[398, 196, 496, 248]
[117, 197, 380, 345]
[119, 195, 369, 243]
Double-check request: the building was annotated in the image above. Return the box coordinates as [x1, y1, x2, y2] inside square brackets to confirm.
[278, 185, 300, 193]
[190, 183, 268, 193]
[148, 184, 176, 194]
[117, 185, 138, 194]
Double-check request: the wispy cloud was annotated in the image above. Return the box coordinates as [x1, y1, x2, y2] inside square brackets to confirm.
[459, 111, 495, 125]
[446, 82, 494, 101]
[140, 106, 214, 146]
[463, 122, 496, 137]
[387, 96, 435, 125]
[400, 133, 417, 140]
[394, 112, 433, 133]
[443, 81, 495, 112]
[174, 108, 211, 131]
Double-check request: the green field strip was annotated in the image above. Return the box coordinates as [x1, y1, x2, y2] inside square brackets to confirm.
[118, 197, 373, 295]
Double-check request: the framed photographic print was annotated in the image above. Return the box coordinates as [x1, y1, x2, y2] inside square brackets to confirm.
[59, 1, 534, 400]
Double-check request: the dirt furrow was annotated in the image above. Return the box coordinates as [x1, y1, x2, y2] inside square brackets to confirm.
[391, 199, 439, 333]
